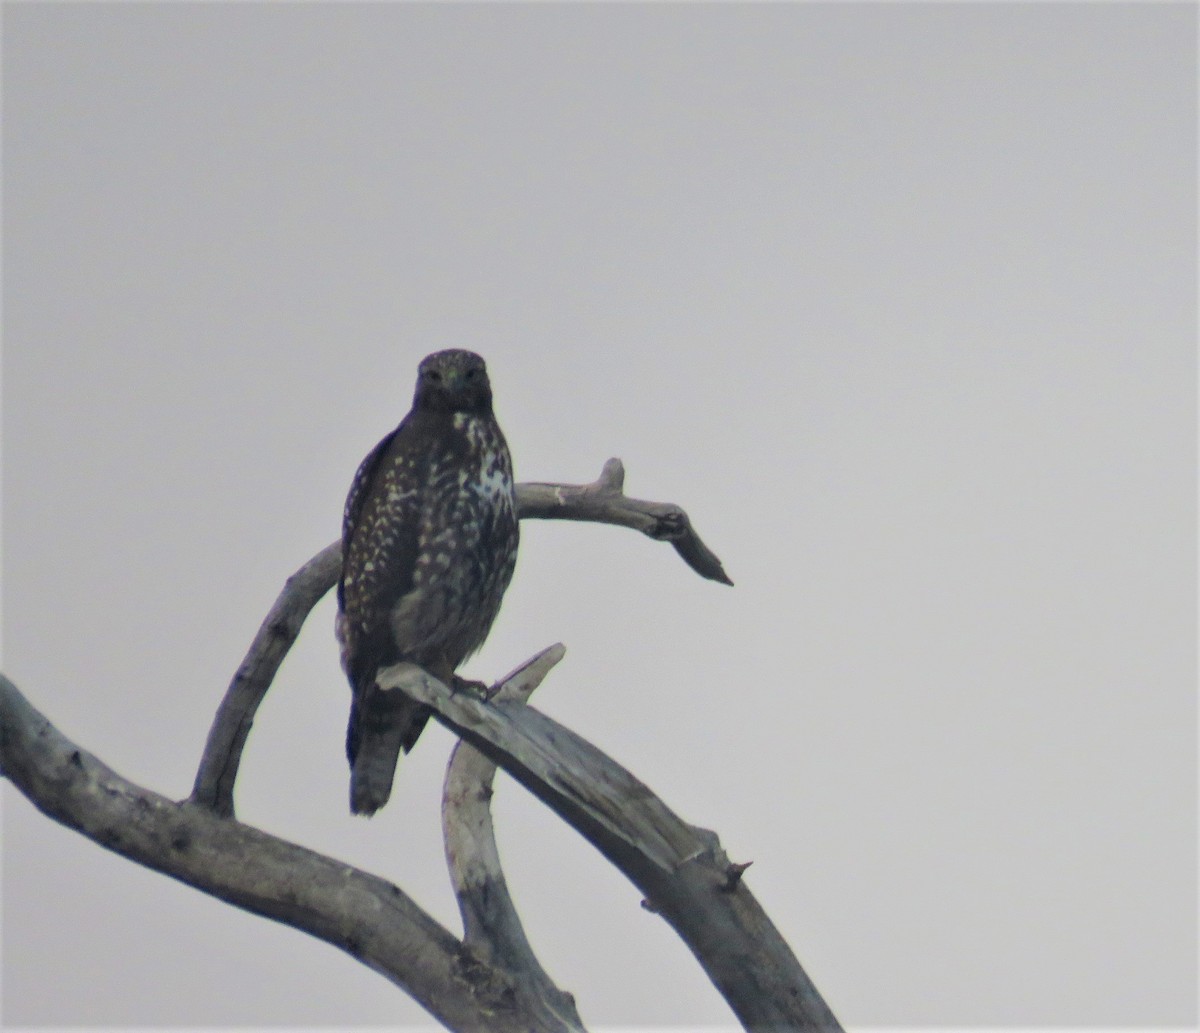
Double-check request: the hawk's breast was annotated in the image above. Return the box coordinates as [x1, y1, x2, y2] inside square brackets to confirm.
[379, 410, 517, 668]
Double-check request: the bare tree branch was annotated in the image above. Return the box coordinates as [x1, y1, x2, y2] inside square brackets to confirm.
[441, 645, 583, 1030]
[191, 541, 341, 817]
[0, 672, 584, 1033]
[383, 660, 843, 1032]
[518, 458, 734, 586]
[192, 461, 731, 818]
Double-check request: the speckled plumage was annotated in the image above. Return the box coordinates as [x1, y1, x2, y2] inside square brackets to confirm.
[336, 350, 518, 815]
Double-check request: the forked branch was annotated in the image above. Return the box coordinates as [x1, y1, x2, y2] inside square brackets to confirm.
[0, 671, 582, 1033]
[382, 660, 841, 1032]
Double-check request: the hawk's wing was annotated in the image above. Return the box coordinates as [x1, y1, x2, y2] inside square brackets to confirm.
[337, 415, 434, 689]
[337, 416, 436, 815]
[337, 422, 400, 613]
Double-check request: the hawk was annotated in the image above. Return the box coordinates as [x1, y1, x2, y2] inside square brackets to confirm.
[336, 349, 519, 816]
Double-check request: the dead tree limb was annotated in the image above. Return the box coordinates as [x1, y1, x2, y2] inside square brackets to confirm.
[383, 661, 842, 1032]
[517, 458, 733, 585]
[191, 541, 341, 816]
[192, 460, 731, 818]
[442, 644, 583, 1028]
[2, 459, 842, 1030]
[0, 670, 585, 1033]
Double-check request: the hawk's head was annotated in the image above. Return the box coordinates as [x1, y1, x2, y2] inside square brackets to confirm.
[413, 349, 493, 415]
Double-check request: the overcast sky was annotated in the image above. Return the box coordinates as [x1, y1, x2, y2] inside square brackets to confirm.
[2, 3, 1195, 1029]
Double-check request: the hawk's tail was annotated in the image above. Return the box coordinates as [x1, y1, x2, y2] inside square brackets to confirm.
[346, 684, 431, 816]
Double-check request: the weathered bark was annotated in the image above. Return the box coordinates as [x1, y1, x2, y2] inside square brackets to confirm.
[0, 672, 580, 1032]
[517, 458, 733, 585]
[191, 540, 341, 816]
[441, 644, 584, 1030]
[385, 661, 841, 1032]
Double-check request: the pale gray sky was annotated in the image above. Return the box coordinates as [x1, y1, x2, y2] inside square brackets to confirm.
[2, 2, 1195, 1029]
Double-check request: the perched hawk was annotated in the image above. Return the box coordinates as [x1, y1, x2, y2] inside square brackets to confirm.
[336, 349, 519, 816]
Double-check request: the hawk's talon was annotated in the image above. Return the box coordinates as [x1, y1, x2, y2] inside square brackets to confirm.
[451, 675, 490, 700]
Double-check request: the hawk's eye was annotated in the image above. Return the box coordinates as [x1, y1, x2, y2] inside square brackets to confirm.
[465, 367, 480, 381]
[426, 369, 442, 384]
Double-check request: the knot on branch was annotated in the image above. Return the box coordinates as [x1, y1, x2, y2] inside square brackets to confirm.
[720, 860, 753, 892]
[648, 508, 688, 542]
